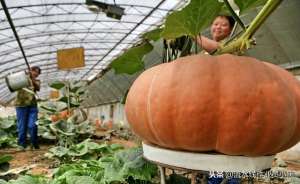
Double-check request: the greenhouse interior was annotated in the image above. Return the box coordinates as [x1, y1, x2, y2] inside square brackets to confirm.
[0, 0, 300, 183]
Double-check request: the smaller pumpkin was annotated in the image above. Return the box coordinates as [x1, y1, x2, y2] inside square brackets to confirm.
[103, 120, 113, 130]
[51, 115, 59, 122]
[51, 110, 72, 122]
[59, 110, 72, 119]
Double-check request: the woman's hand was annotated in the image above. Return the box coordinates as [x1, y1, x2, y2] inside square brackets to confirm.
[196, 35, 220, 53]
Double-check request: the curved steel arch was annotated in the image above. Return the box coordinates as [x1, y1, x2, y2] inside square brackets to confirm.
[81, 0, 165, 79]
[0, 19, 159, 31]
[0, 61, 102, 79]
[0, 0, 187, 105]
[0, 61, 103, 79]
[0, 30, 136, 45]
[0, 56, 101, 70]
[0, 39, 133, 57]
[0, 47, 116, 67]
[1, 3, 171, 12]
[3, 12, 162, 25]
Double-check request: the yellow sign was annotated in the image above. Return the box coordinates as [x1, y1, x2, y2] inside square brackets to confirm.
[49, 90, 60, 99]
[57, 47, 85, 69]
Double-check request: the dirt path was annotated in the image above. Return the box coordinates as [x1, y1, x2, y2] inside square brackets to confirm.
[0, 145, 54, 176]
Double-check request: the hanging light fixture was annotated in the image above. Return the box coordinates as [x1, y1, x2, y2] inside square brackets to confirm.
[85, 0, 125, 20]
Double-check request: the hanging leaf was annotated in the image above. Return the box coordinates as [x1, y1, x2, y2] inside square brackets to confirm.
[40, 101, 67, 113]
[58, 96, 68, 104]
[161, 0, 223, 39]
[70, 86, 81, 93]
[142, 28, 163, 41]
[234, 0, 267, 14]
[50, 81, 66, 90]
[110, 42, 153, 75]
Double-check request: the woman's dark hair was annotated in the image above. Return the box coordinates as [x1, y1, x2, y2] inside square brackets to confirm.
[219, 15, 235, 28]
[31, 66, 41, 74]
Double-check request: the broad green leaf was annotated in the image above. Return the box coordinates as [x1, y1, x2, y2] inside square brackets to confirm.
[0, 155, 12, 171]
[40, 101, 67, 113]
[100, 148, 157, 183]
[69, 86, 81, 93]
[70, 81, 87, 94]
[0, 155, 13, 164]
[142, 28, 163, 41]
[66, 176, 96, 184]
[0, 135, 17, 148]
[50, 81, 66, 90]
[57, 96, 68, 104]
[0, 179, 8, 184]
[49, 146, 69, 158]
[58, 97, 80, 108]
[76, 121, 94, 135]
[0, 117, 15, 129]
[41, 132, 57, 140]
[50, 121, 75, 136]
[68, 144, 88, 157]
[39, 105, 57, 113]
[110, 143, 124, 151]
[161, 0, 223, 39]
[70, 81, 87, 88]
[8, 175, 47, 184]
[110, 42, 153, 75]
[52, 160, 103, 183]
[70, 101, 80, 108]
[234, 0, 267, 13]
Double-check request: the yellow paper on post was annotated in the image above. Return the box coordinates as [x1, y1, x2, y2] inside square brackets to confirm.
[49, 90, 60, 99]
[57, 47, 85, 69]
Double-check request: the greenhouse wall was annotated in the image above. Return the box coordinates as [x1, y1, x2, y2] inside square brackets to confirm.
[86, 102, 129, 127]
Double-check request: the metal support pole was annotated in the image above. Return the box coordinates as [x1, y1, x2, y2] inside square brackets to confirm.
[158, 165, 166, 184]
[0, 0, 31, 70]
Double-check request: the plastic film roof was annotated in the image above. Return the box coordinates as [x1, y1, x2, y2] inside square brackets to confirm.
[0, 0, 188, 105]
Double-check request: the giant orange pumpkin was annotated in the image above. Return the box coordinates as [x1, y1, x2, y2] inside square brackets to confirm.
[125, 54, 300, 156]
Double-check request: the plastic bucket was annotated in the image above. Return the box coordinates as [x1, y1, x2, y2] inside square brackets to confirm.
[5, 71, 31, 92]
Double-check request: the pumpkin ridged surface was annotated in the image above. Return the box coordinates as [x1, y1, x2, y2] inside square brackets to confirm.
[263, 62, 300, 151]
[125, 54, 300, 156]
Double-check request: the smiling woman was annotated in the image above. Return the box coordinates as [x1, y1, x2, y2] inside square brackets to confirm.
[197, 15, 235, 53]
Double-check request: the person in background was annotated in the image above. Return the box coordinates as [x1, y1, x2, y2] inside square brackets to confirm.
[15, 66, 41, 151]
[197, 15, 235, 54]
[197, 15, 241, 184]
